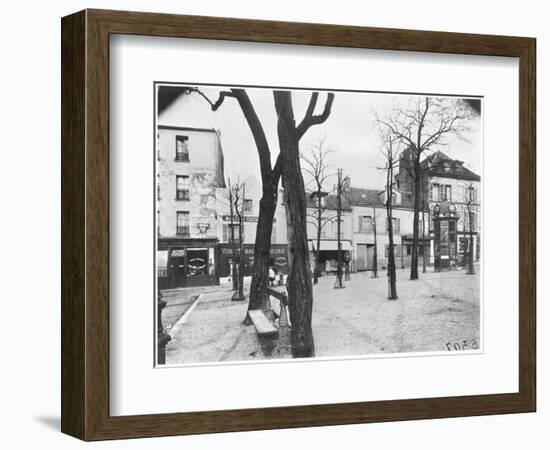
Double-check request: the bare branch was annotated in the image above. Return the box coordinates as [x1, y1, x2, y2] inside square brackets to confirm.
[296, 93, 335, 140]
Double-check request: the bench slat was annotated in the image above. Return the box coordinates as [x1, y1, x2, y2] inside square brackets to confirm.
[248, 309, 278, 338]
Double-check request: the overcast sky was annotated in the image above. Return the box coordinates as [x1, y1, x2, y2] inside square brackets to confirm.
[158, 85, 482, 191]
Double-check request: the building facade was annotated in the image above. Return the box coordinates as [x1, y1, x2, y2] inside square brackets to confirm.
[306, 192, 353, 273]
[395, 149, 481, 267]
[156, 125, 227, 288]
[346, 187, 430, 272]
[156, 88, 289, 289]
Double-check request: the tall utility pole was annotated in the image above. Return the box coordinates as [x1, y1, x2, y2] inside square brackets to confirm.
[334, 168, 345, 289]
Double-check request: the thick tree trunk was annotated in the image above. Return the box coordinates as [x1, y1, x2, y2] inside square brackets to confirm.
[410, 158, 421, 280]
[274, 91, 315, 358]
[247, 191, 277, 316]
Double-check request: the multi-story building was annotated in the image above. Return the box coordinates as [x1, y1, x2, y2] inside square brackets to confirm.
[305, 185, 430, 274]
[395, 149, 481, 266]
[346, 187, 430, 271]
[306, 192, 353, 273]
[156, 124, 226, 288]
[215, 182, 289, 282]
[156, 87, 289, 289]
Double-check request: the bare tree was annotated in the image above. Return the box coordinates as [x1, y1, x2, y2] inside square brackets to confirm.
[218, 177, 249, 298]
[190, 88, 282, 320]
[226, 179, 239, 291]
[421, 171, 427, 274]
[301, 136, 335, 284]
[230, 179, 248, 300]
[191, 88, 334, 356]
[377, 97, 472, 280]
[379, 131, 403, 300]
[274, 90, 335, 358]
[464, 182, 476, 275]
[333, 168, 349, 289]
[372, 208, 378, 278]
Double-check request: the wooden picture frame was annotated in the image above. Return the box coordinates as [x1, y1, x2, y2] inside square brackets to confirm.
[61, 9, 536, 441]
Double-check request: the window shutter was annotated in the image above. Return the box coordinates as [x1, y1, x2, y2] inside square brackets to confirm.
[223, 224, 228, 243]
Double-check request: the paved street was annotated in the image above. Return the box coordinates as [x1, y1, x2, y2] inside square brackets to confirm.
[163, 267, 480, 365]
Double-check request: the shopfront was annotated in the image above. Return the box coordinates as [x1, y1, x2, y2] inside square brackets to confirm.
[157, 238, 219, 289]
[217, 244, 289, 278]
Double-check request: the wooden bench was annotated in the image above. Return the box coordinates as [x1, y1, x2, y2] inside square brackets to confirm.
[247, 309, 279, 339]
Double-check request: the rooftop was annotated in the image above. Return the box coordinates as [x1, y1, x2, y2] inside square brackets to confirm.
[421, 151, 481, 182]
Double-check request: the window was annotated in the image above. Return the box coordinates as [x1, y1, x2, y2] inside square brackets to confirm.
[176, 175, 190, 200]
[243, 199, 253, 213]
[467, 186, 477, 203]
[359, 216, 373, 233]
[335, 217, 345, 238]
[432, 183, 440, 201]
[445, 185, 452, 201]
[223, 223, 241, 243]
[386, 217, 400, 233]
[385, 244, 401, 258]
[435, 183, 452, 201]
[176, 211, 190, 236]
[175, 136, 190, 162]
[157, 174, 161, 201]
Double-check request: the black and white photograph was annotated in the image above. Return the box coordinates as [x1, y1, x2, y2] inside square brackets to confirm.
[155, 83, 482, 365]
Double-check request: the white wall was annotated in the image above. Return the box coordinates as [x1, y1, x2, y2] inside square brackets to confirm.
[0, 1, 547, 450]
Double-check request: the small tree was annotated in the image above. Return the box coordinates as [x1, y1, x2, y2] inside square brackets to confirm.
[465, 183, 476, 275]
[372, 208, 378, 278]
[379, 131, 402, 299]
[221, 178, 248, 300]
[421, 171, 427, 274]
[301, 136, 335, 284]
[333, 168, 349, 289]
[227, 179, 238, 291]
[232, 182, 247, 299]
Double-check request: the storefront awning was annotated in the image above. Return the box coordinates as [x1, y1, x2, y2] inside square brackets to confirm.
[309, 240, 353, 252]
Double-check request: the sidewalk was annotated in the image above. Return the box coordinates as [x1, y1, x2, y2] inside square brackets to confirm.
[164, 267, 480, 364]
[312, 268, 480, 357]
[165, 286, 292, 365]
